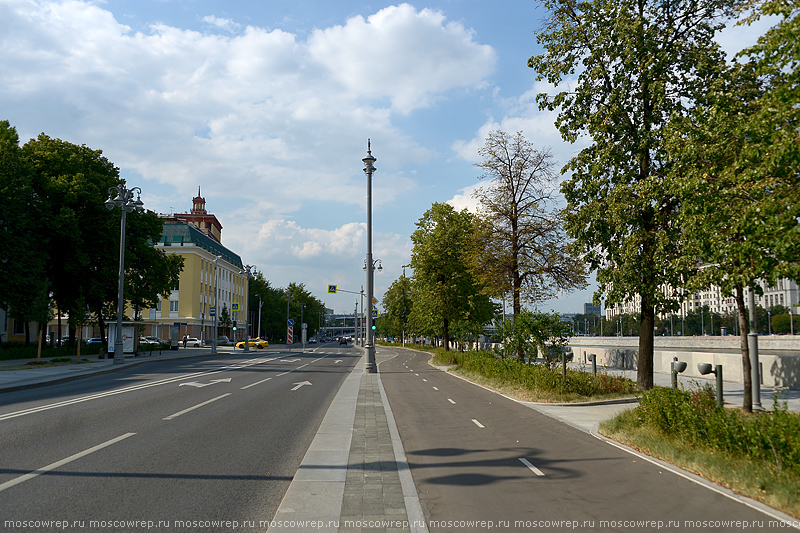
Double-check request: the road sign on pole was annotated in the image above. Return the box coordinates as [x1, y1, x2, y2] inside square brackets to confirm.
[287, 325, 294, 344]
[328, 285, 337, 294]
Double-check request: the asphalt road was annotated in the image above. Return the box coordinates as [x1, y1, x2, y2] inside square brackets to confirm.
[378, 346, 791, 532]
[0, 345, 359, 532]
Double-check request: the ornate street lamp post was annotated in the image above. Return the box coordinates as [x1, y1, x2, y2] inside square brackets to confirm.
[240, 265, 254, 352]
[104, 184, 144, 364]
[363, 141, 377, 373]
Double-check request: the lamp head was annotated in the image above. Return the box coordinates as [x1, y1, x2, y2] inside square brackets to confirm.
[697, 363, 714, 375]
[674, 361, 687, 373]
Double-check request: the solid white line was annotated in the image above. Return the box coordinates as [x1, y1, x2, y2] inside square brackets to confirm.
[0, 433, 136, 493]
[448, 399, 456, 404]
[519, 457, 545, 476]
[276, 372, 289, 377]
[241, 377, 272, 390]
[471, 419, 485, 428]
[163, 393, 231, 420]
[596, 435, 800, 528]
[0, 353, 289, 422]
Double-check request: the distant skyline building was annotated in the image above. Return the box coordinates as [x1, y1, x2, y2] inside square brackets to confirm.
[584, 303, 601, 316]
[606, 279, 800, 322]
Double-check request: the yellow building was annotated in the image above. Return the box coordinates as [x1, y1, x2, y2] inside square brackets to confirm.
[141, 194, 249, 343]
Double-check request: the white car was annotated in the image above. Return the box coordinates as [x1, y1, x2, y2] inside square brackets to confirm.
[184, 337, 201, 347]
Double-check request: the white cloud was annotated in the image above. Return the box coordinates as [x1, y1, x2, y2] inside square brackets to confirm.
[0, 0, 495, 213]
[446, 183, 485, 214]
[306, 3, 496, 114]
[203, 15, 241, 33]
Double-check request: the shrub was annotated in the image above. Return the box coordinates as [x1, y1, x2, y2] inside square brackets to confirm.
[634, 385, 800, 474]
[437, 349, 637, 399]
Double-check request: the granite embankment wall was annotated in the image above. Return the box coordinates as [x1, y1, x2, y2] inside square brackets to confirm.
[566, 336, 800, 389]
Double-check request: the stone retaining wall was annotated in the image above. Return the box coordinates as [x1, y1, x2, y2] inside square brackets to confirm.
[567, 336, 800, 389]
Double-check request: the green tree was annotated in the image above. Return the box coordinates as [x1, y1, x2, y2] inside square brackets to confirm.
[285, 282, 325, 343]
[471, 130, 586, 318]
[529, 0, 735, 390]
[248, 272, 292, 341]
[495, 310, 571, 362]
[19, 132, 183, 345]
[0, 121, 49, 344]
[666, 1, 800, 410]
[410, 203, 493, 351]
[381, 274, 413, 340]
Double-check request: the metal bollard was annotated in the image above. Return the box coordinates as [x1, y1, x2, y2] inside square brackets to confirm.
[698, 363, 724, 408]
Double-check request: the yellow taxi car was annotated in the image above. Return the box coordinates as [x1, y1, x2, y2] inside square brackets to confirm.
[235, 338, 269, 349]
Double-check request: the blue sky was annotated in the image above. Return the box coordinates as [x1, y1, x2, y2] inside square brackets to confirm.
[1, 0, 772, 315]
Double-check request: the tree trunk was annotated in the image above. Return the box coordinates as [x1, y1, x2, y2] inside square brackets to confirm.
[736, 285, 752, 412]
[637, 295, 655, 390]
[442, 317, 450, 352]
[37, 323, 43, 361]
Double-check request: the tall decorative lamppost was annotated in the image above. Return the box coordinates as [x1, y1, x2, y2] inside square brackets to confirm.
[240, 265, 253, 352]
[212, 255, 221, 354]
[105, 184, 144, 364]
[362, 141, 377, 373]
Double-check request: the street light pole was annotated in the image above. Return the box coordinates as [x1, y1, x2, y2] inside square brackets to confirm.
[241, 265, 253, 352]
[105, 184, 143, 365]
[286, 288, 292, 351]
[362, 141, 377, 373]
[212, 255, 220, 354]
[748, 287, 763, 410]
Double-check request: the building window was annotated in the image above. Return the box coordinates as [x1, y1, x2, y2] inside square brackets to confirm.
[170, 301, 179, 313]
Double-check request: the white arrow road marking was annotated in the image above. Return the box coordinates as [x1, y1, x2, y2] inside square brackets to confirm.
[472, 419, 485, 428]
[291, 381, 312, 391]
[334, 360, 342, 363]
[164, 394, 231, 420]
[179, 378, 232, 388]
[519, 458, 545, 476]
[0, 433, 136, 493]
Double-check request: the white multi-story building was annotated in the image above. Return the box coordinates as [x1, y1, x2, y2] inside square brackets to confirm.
[606, 279, 800, 319]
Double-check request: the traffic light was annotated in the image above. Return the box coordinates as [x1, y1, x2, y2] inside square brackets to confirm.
[371, 319, 376, 331]
[233, 320, 237, 331]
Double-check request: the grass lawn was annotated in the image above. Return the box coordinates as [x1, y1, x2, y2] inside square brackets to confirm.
[600, 408, 800, 518]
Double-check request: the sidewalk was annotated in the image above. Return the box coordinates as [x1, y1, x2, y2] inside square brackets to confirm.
[0, 345, 240, 392]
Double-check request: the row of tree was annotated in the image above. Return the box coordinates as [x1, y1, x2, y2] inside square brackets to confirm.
[527, 0, 799, 409]
[381, 0, 797, 414]
[379, 130, 585, 355]
[0, 121, 328, 349]
[0, 121, 183, 348]
[246, 273, 327, 343]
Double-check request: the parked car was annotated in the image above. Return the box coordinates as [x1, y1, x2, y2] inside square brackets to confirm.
[184, 337, 201, 347]
[235, 338, 269, 349]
